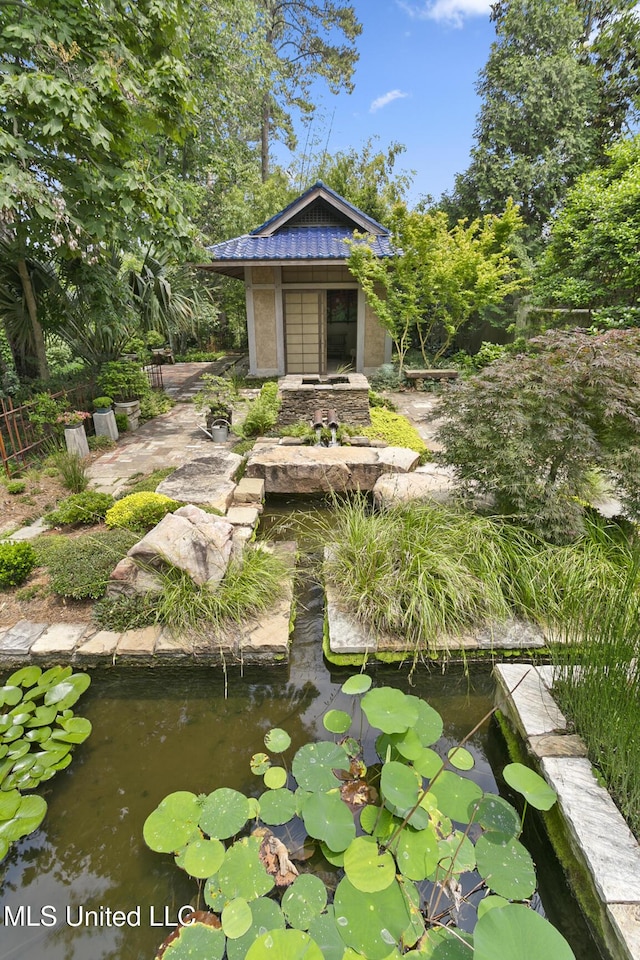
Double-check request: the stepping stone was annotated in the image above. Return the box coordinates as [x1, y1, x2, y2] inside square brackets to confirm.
[117, 626, 161, 659]
[0, 620, 47, 655]
[31, 623, 89, 658]
[233, 477, 265, 504]
[156, 453, 243, 511]
[8, 517, 50, 542]
[75, 630, 121, 663]
[226, 506, 260, 527]
[155, 628, 195, 657]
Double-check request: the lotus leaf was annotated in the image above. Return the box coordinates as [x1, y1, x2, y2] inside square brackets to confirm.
[7, 666, 41, 688]
[264, 728, 291, 753]
[218, 836, 274, 900]
[319, 841, 345, 867]
[251, 753, 271, 775]
[475, 832, 536, 899]
[341, 675, 372, 695]
[291, 741, 350, 792]
[300, 789, 355, 851]
[222, 897, 253, 939]
[246, 929, 323, 960]
[405, 696, 443, 746]
[343, 836, 395, 892]
[204, 878, 226, 911]
[477, 895, 510, 918]
[264, 766, 287, 790]
[226, 897, 285, 960]
[0, 789, 21, 820]
[474, 903, 576, 960]
[391, 728, 424, 762]
[411, 927, 472, 958]
[393, 822, 439, 881]
[474, 795, 521, 838]
[143, 791, 202, 853]
[412, 748, 443, 780]
[157, 919, 225, 960]
[258, 788, 297, 826]
[307, 906, 348, 960]
[436, 830, 476, 875]
[182, 837, 225, 879]
[26, 706, 58, 727]
[503, 763, 557, 811]
[333, 876, 416, 959]
[380, 760, 421, 811]
[51, 717, 92, 744]
[429, 770, 483, 824]
[199, 788, 251, 840]
[282, 874, 327, 929]
[361, 688, 418, 734]
[323, 710, 352, 735]
[44, 673, 91, 710]
[341, 737, 361, 758]
[447, 746, 474, 771]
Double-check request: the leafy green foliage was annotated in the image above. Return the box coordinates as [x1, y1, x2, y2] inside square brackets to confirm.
[438, 327, 640, 540]
[6, 480, 26, 495]
[0, 542, 36, 589]
[361, 408, 428, 458]
[53, 451, 89, 493]
[44, 491, 114, 528]
[241, 382, 281, 437]
[347, 202, 525, 372]
[0, 665, 91, 862]
[144, 681, 573, 960]
[46, 529, 137, 599]
[105, 492, 181, 534]
[97, 361, 151, 403]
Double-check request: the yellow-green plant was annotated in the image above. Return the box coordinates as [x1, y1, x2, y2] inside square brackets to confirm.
[361, 407, 428, 457]
[105, 492, 181, 533]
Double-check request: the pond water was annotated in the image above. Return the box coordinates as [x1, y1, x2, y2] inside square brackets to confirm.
[0, 499, 608, 960]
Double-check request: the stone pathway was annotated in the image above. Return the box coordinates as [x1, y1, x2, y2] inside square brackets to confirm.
[495, 663, 640, 960]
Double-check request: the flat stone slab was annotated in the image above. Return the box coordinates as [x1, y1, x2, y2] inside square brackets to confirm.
[31, 623, 89, 658]
[528, 733, 588, 758]
[373, 468, 455, 507]
[0, 620, 47, 654]
[156, 453, 242, 510]
[494, 663, 567, 738]
[8, 517, 50, 542]
[233, 478, 265, 504]
[117, 626, 162, 657]
[226, 506, 260, 527]
[608, 904, 640, 958]
[155, 628, 196, 657]
[75, 630, 121, 662]
[542, 756, 640, 904]
[326, 582, 378, 655]
[246, 444, 419, 494]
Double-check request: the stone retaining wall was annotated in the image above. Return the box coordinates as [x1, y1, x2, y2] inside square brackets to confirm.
[277, 374, 371, 426]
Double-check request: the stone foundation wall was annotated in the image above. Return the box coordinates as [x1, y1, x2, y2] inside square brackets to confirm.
[277, 374, 371, 426]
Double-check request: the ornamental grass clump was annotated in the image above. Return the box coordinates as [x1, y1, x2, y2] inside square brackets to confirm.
[105, 492, 181, 533]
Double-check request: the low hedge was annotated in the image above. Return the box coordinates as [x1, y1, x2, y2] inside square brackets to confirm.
[0, 542, 36, 589]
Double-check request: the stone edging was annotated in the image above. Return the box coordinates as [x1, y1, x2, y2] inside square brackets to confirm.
[494, 663, 640, 960]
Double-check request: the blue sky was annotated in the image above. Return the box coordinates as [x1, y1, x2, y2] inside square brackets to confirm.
[276, 0, 497, 205]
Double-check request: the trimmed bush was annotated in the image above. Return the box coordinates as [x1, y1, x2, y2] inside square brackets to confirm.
[47, 529, 138, 599]
[6, 480, 26, 495]
[361, 408, 428, 457]
[105, 491, 181, 533]
[0, 542, 36, 589]
[241, 382, 280, 437]
[44, 491, 114, 528]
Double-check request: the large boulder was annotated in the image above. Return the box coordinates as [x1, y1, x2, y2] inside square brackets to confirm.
[107, 505, 234, 596]
[156, 453, 243, 511]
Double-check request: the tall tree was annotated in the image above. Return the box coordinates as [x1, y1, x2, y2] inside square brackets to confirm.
[464, 0, 599, 241]
[255, 1, 361, 180]
[0, 0, 196, 378]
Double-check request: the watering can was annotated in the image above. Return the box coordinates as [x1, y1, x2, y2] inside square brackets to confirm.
[210, 418, 230, 443]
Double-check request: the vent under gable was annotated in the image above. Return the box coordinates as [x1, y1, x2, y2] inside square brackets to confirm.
[282, 198, 356, 230]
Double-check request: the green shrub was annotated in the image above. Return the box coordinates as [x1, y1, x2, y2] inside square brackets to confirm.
[114, 412, 128, 432]
[105, 491, 181, 532]
[6, 480, 26, 495]
[368, 388, 396, 411]
[368, 363, 404, 391]
[97, 360, 151, 402]
[93, 593, 159, 630]
[44, 491, 114, 528]
[87, 435, 116, 451]
[53, 451, 89, 492]
[174, 349, 225, 362]
[47, 529, 138, 599]
[139, 391, 174, 421]
[92, 396, 113, 410]
[361, 408, 428, 457]
[0, 542, 36, 589]
[241, 382, 280, 437]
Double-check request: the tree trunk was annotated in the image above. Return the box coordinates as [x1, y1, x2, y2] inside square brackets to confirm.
[17, 258, 49, 381]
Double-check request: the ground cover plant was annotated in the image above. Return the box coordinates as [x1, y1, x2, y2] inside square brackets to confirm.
[44, 491, 114, 528]
[143, 676, 573, 959]
[45, 528, 138, 600]
[437, 327, 640, 543]
[361, 408, 428, 458]
[0, 665, 91, 862]
[105, 492, 182, 534]
[321, 497, 635, 652]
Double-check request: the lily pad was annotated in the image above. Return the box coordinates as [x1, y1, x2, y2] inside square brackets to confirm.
[474, 903, 575, 960]
[447, 746, 474, 771]
[282, 874, 327, 929]
[361, 688, 418, 734]
[199, 788, 251, 840]
[474, 795, 521, 838]
[182, 837, 226, 879]
[258, 788, 297, 826]
[143, 791, 202, 853]
[218, 836, 274, 900]
[222, 897, 253, 939]
[343, 836, 396, 892]
[380, 760, 421, 811]
[308, 906, 349, 960]
[300, 789, 356, 852]
[405, 696, 443, 746]
[475, 832, 536, 900]
[157, 918, 225, 960]
[503, 763, 557, 811]
[393, 822, 439, 881]
[333, 876, 416, 960]
[341, 675, 372, 695]
[264, 728, 291, 753]
[0, 794, 47, 842]
[0, 687, 22, 708]
[226, 897, 285, 960]
[323, 710, 352, 735]
[44, 673, 91, 710]
[292, 741, 350, 792]
[246, 929, 323, 960]
[429, 770, 483, 824]
[6, 666, 41, 688]
[50, 717, 92, 744]
[264, 766, 287, 790]
[0, 789, 21, 821]
[251, 753, 272, 776]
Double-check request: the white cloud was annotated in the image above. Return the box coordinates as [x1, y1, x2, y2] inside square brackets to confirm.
[397, 0, 492, 27]
[370, 89, 409, 113]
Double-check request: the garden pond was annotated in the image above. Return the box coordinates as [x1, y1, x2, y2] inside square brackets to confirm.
[0, 499, 609, 960]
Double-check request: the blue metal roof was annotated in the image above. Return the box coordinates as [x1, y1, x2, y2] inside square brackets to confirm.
[207, 226, 394, 262]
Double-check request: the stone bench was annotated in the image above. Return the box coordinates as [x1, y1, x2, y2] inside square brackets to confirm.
[405, 369, 459, 388]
